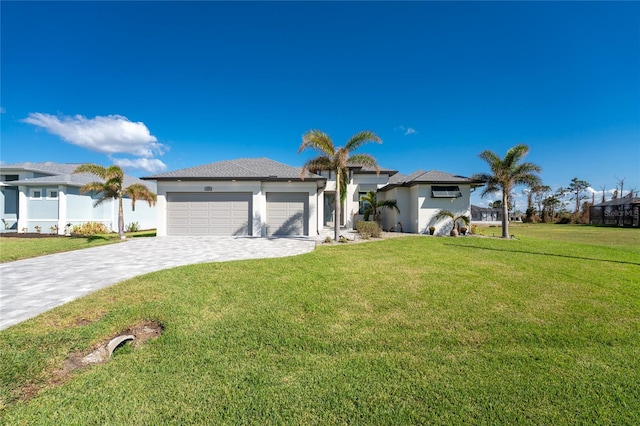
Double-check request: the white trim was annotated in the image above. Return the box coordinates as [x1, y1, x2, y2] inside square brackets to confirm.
[29, 189, 43, 199]
[46, 189, 59, 199]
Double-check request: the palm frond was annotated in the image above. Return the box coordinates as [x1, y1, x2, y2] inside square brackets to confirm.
[79, 181, 111, 195]
[503, 144, 530, 168]
[344, 130, 382, 152]
[300, 156, 333, 178]
[124, 183, 157, 211]
[435, 210, 455, 221]
[299, 130, 335, 156]
[348, 153, 379, 172]
[377, 199, 400, 213]
[73, 163, 108, 178]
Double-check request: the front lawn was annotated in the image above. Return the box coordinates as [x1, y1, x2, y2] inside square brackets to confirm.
[0, 230, 156, 263]
[1, 229, 638, 424]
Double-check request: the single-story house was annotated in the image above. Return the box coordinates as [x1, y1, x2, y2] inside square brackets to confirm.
[471, 205, 503, 224]
[589, 196, 640, 227]
[144, 157, 484, 237]
[0, 162, 157, 234]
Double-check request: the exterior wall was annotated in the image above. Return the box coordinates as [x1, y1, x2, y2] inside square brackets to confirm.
[121, 197, 157, 231]
[338, 173, 389, 229]
[379, 187, 412, 232]
[418, 184, 472, 235]
[347, 174, 390, 227]
[23, 186, 59, 232]
[155, 180, 318, 237]
[379, 184, 473, 234]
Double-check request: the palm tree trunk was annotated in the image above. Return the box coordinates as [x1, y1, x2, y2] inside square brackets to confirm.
[502, 190, 509, 238]
[118, 195, 125, 239]
[334, 171, 341, 241]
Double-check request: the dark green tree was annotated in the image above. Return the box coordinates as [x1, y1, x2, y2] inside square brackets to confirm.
[567, 177, 590, 214]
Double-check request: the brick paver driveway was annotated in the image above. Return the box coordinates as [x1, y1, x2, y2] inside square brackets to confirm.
[0, 236, 316, 330]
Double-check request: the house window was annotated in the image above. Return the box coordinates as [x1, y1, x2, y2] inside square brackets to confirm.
[30, 189, 42, 199]
[431, 186, 462, 198]
[3, 174, 19, 182]
[358, 192, 370, 214]
[48, 189, 58, 199]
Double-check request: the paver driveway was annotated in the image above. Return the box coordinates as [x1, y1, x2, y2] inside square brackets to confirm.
[0, 236, 316, 330]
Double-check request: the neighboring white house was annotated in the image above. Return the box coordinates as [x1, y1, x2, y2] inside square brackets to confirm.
[0, 162, 157, 234]
[145, 158, 484, 237]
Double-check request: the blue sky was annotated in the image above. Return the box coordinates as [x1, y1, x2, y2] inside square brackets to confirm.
[1, 1, 639, 209]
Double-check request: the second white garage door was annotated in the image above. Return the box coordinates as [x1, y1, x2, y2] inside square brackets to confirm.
[167, 192, 252, 236]
[266, 192, 308, 236]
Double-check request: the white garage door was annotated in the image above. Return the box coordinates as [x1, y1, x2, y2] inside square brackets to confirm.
[266, 192, 308, 236]
[167, 192, 252, 236]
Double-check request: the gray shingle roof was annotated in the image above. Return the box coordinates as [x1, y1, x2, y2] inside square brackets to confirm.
[0, 161, 80, 175]
[346, 164, 398, 176]
[381, 169, 485, 191]
[144, 158, 324, 181]
[1, 162, 156, 191]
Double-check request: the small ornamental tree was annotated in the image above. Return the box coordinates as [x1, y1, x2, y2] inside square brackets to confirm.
[434, 210, 470, 237]
[359, 191, 399, 222]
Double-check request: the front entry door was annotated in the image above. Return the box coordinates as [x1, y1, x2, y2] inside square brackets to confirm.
[324, 192, 344, 227]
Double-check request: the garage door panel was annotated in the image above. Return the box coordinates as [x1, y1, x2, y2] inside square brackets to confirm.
[266, 192, 308, 236]
[167, 192, 252, 236]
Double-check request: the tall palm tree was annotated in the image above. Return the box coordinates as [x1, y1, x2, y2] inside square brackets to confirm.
[73, 164, 157, 239]
[434, 210, 470, 236]
[299, 130, 382, 241]
[359, 191, 399, 222]
[472, 144, 541, 238]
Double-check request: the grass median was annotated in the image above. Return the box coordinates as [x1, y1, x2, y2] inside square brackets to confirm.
[1, 226, 639, 424]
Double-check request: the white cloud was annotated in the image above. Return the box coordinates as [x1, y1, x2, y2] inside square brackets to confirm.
[396, 125, 418, 136]
[112, 157, 167, 174]
[22, 113, 166, 158]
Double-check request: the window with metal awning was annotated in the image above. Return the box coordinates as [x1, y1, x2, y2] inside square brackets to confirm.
[431, 186, 462, 198]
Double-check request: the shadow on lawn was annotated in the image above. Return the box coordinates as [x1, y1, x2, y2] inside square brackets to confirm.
[445, 243, 640, 266]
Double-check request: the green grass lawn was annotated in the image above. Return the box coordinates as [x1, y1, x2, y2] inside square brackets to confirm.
[1, 226, 639, 424]
[0, 230, 156, 263]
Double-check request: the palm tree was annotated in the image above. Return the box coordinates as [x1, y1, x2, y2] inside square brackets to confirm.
[299, 130, 382, 241]
[73, 164, 157, 239]
[434, 210, 470, 236]
[359, 191, 399, 222]
[472, 144, 541, 238]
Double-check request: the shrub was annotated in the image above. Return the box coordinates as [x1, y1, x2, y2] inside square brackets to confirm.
[339, 235, 349, 243]
[72, 222, 110, 236]
[470, 224, 482, 235]
[324, 236, 333, 244]
[34, 225, 42, 234]
[50, 225, 58, 235]
[356, 221, 382, 239]
[126, 222, 140, 232]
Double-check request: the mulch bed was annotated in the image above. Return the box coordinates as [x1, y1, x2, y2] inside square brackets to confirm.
[0, 233, 68, 239]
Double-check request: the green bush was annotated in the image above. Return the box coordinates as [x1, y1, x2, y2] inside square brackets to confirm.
[356, 221, 382, 239]
[126, 222, 140, 232]
[71, 222, 110, 236]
